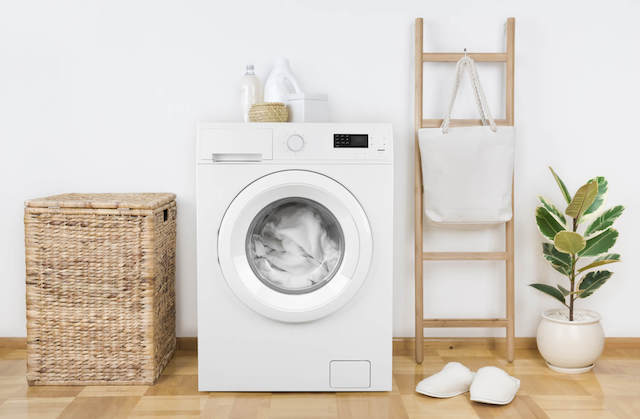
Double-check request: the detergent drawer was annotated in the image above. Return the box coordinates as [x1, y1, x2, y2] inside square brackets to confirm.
[198, 126, 273, 161]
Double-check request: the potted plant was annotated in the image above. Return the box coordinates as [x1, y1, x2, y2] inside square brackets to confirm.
[531, 167, 624, 373]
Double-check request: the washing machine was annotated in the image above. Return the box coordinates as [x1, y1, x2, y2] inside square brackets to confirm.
[196, 122, 393, 391]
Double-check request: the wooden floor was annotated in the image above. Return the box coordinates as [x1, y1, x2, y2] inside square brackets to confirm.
[1, 340, 639, 418]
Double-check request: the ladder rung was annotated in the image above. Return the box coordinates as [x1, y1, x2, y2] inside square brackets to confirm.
[422, 118, 510, 128]
[423, 251, 507, 261]
[422, 52, 507, 62]
[423, 318, 509, 328]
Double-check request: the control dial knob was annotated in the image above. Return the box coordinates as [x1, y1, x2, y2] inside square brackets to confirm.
[287, 134, 305, 152]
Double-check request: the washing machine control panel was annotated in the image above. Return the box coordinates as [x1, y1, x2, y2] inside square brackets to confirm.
[277, 125, 391, 161]
[277, 128, 390, 161]
[197, 123, 392, 163]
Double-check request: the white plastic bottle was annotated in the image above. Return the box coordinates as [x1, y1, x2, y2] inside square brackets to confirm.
[240, 65, 262, 122]
[263, 57, 302, 103]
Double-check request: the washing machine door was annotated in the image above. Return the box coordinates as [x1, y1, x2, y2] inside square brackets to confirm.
[218, 170, 372, 323]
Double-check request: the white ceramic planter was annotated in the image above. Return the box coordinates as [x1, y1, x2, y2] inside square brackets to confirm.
[536, 309, 604, 374]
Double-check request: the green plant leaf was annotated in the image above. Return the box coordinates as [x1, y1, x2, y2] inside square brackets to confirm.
[536, 206, 566, 241]
[578, 270, 613, 298]
[595, 253, 620, 262]
[583, 177, 608, 216]
[584, 205, 624, 237]
[542, 243, 572, 275]
[539, 196, 567, 225]
[557, 285, 571, 296]
[554, 231, 586, 254]
[577, 258, 620, 273]
[530, 283, 567, 305]
[565, 181, 598, 219]
[578, 228, 619, 257]
[549, 167, 572, 204]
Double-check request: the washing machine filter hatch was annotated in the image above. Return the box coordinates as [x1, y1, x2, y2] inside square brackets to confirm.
[246, 197, 345, 295]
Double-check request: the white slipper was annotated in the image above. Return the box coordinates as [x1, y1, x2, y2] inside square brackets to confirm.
[415, 362, 475, 398]
[469, 366, 520, 405]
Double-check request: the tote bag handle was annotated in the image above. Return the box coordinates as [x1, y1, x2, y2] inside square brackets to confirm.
[441, 56, 497, 134]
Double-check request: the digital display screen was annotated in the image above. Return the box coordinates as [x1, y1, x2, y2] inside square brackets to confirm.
[333, 134, 368, 148]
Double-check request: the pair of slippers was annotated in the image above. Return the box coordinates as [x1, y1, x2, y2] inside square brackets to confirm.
[415, 362, 520, 405]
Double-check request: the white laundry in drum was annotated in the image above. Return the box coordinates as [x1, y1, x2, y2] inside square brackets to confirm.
[248, 198, 343, 293]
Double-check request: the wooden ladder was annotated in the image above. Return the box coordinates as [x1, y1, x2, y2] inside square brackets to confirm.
[414, 17, 516, 363]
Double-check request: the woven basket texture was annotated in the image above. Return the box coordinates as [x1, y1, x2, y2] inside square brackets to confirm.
[24, 193, 177, 385]
[249, 102, 289, 122]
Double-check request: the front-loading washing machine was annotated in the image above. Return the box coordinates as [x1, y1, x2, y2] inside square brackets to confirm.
[196, 122, 393, 391]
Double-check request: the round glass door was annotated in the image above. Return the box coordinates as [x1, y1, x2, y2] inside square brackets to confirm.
[217, 170, 372, 323]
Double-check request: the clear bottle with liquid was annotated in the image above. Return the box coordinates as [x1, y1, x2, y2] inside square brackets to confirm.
[240, 65, 263, 122]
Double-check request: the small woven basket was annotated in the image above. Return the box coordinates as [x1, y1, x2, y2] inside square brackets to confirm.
[249, 102, 288, 122]
[24, 193, 177, 385]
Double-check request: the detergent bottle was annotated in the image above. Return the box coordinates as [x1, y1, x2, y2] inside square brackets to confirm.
[263, 57, 303, 103]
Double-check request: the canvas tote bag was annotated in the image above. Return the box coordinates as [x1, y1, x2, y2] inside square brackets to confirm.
[419, 56, 515, 224]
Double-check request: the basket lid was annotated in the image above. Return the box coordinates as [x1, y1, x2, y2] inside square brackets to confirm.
[25, 193, 176, 210]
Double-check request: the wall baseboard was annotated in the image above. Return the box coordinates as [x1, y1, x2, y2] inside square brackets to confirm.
[0, 337, 27, 349]
[392, 337, 536, 356]
[176, 337, 197, 350]
[3, 336, 639, 353]
[394, 337, 640, 354]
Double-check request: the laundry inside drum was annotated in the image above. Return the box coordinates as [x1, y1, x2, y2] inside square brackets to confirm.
[246, 197, 345, 294]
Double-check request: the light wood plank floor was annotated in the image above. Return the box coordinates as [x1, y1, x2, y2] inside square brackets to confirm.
[1, 341, 639, 418]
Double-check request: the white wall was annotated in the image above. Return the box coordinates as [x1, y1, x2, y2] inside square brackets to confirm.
[1, 0, 639, 338]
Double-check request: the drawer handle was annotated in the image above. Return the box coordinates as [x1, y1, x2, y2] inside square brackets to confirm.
[211, 153, 262, 162]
